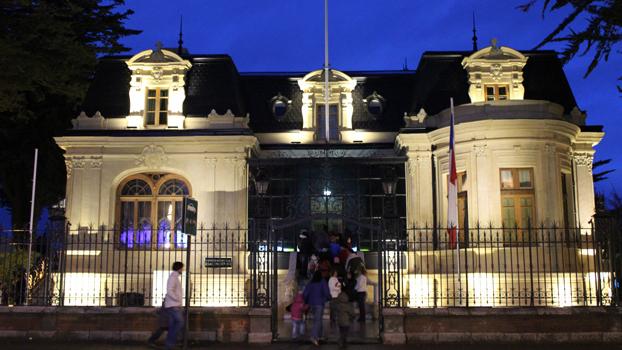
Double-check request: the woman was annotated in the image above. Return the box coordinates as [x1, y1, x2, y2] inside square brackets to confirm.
[355, 267, 368, 322]
[303, 271, 330, 346]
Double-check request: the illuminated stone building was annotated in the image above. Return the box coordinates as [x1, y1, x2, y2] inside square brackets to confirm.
[54, 41, 607, 319]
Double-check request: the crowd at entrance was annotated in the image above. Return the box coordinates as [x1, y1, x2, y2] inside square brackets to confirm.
[287, 228, 369, 348]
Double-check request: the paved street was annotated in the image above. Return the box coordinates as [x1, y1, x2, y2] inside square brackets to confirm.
[5, 341, 622, 350]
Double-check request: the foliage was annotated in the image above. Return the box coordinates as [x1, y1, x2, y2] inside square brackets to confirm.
[593, 158, 616, 182]
[518, 0, 621, 91]
[0, 1, 139, 229]
[0, 245, 42, 305]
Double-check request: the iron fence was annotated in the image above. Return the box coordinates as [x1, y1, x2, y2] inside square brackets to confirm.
[0, 225, 251, 307]
[380, 220, 621, 308]
[1, 219, 620, 309]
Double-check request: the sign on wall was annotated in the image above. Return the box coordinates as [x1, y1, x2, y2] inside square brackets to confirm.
[204, 257, 233, 268]
[182, 197, 198, 236]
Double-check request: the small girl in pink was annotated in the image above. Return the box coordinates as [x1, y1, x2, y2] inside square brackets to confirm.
[290, 291, 307, 339]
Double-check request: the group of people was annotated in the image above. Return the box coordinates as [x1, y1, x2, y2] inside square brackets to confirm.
[149, 229, 369, 349]
[288, 229, 368, 348]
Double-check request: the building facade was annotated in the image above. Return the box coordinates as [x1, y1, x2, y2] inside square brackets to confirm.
[53, 42, 607, 312]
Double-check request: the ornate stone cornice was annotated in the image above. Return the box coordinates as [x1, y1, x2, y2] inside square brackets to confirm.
[473, 144, 487, 158]
[65, 156, 103, 171]
[136, 145, 167, 168]
[65, 159, 73, 177]
[572, 151, 594, 173]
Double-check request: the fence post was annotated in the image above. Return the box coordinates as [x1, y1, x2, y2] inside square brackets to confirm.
[528, 220, 534, 307]
[591, 220, 602, 306]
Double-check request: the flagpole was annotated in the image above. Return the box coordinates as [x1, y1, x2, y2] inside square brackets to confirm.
[26, 148, 38, 306]
[449, 98, 461, 305]
[324, 0, 330, 143]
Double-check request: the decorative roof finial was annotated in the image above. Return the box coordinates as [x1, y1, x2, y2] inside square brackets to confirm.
[177, 15, 184, 55]
[491, 37, 498, 49]
[403, 56, 409, 71]
[472, 11, 478, 51]
[155, 40, 163, 51]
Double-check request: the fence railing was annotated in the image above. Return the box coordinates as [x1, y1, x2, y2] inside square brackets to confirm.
[379, 221, 619, 308]
[1, 225, 250, 307]
[1, 220, 619, 309]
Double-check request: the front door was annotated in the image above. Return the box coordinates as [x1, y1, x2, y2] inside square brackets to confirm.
[248, 158, 407, 343]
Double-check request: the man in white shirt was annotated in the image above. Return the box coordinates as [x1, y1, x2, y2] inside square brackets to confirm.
[164, 261, 184, 350]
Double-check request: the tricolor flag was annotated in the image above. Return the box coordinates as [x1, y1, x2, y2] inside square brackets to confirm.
[447, 98, 459, 249]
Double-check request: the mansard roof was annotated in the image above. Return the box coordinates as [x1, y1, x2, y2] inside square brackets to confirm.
[79, 49, 579, 132]
[410, 50, 578, 116]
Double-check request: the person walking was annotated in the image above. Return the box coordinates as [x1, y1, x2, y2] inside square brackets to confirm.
[164, 261, 184, 350]
[335, 291, 355, 349]
[355, 267, 368, 322]
[328, 269, 341, 326]
[147, 301, 169, 347]
[303, 271, 330, 346]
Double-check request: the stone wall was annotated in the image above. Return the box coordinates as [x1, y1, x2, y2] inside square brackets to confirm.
[403, 307, 622, 343]
[0, 306, 252, 343]
[3, 306, 622, 344]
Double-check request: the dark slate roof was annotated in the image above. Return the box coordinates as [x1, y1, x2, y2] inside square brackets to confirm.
[81, 58, 131, 117]
[79, 50, 578, 132]
[241, 70, 416, 132]
[409, 50, 578, 115]
[184, 55, 246, 117]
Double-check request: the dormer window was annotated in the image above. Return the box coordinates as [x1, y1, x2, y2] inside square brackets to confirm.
[461, 40, 527, 103]
[125, 44, 192, 129]
[297, 69, 357, 142]
[146, 89, 169, 126]
[316, 104, 339, 141]
[270, 93, 290, 120]
[365, 91, 385, 116]
[485, 85, 508, 101]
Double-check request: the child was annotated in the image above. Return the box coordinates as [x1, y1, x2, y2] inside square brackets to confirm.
[335, 291, 355, 349]
[290, 291, 307, 340]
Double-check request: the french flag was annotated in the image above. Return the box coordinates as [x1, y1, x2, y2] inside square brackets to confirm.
[447, 98, 458, 249]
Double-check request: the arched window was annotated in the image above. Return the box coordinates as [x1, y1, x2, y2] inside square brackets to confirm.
[117, 173, 191, 249]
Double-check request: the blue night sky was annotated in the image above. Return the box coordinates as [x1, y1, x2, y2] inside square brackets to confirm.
[1, 0, 620, 228]
[119, 0, 621, 191]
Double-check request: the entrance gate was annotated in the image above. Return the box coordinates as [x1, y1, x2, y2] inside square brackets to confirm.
[248, 157, 407, 341]
[250, 213, 403, 342]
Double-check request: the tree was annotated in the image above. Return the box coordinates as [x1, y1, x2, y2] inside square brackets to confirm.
[593, 158, 616, 183]
[519, 0, 621, 92]
[0, 1, 140, 231]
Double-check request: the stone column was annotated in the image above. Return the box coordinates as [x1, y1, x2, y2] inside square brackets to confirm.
[406, 151, 434, 227]
[473, 144, 490, 224]
[381, 308, 406, 344]
[248, 308, 272, 344]
[573, 151, 595, 229]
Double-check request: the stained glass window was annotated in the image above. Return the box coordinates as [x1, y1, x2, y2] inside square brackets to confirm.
[118, 174, 190, 249]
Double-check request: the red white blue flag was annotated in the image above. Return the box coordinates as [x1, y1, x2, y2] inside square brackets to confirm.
[447, 98, 458, 249]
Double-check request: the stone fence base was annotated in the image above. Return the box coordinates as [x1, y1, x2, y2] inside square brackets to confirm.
[0, 306, 268, 343]
[2, 306, 622, 344]
[401, 307, 622, 344]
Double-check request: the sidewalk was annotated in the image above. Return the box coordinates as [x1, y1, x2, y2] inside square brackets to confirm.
[5, 341, 622, 350]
